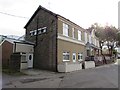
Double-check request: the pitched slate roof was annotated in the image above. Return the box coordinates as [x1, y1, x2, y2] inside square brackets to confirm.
[0, 37, 35, 46]
[24, 5, 57, 28]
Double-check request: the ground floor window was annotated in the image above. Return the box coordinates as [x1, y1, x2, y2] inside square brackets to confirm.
[78, 53, 83, 61]
[63, 52, 70, 61]
[87, 50, 90, 56]
[72, 53, 76, 62]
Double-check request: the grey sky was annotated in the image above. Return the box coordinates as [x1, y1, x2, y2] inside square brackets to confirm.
[0, 0, 119, 36]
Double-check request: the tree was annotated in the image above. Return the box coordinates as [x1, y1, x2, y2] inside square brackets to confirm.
[117, 31, 120, 46]
[104, 26, 118, 56]
[88, 23, 119, 56]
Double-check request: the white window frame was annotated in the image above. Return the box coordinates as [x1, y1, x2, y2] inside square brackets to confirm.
[97, 40, 99, 47]
[72, 52, 76, 62]
[63, 52, 70, 61]
[30, 30, 34, 36]
[34, 30, 37, 35]
[30, 27, 47, 36]
[21, 53, 27, 62]
[89, 35, 91, 43]
[38, 27, 47, 34]
[72, 28, 75, 39]
[78, 30, 81, 41]
[63, 23, 69, 37]
[30, 30, 37, 36]
[85, 32, 88, 43]
[78, 53, 83, 61]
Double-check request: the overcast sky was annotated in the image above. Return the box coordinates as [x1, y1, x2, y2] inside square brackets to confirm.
[0, 0, 119, 36]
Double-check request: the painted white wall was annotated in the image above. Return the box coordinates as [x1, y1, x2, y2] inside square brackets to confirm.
[58, 62, 82, 72]
[14, 43, 34, 70]
[20, 63, 28, 70]
[15, 43, 34, 53]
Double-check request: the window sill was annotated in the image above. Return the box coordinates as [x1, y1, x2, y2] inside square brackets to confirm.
[78, 60, 83, 62]
[63, 34, 69, 37]
[63, 60, 70, 62]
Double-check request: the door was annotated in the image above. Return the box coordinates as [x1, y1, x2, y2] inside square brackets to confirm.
[27, 54, 33, 68]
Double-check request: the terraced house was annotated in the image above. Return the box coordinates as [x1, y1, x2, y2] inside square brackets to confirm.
[24, 5, 100, 72]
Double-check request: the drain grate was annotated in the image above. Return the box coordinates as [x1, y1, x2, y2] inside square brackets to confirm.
[59, 76, 64, 79]
[20, 78, 48, 83]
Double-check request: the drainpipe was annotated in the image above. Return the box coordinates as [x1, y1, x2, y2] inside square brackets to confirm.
[14, 42, 16, 53]
[55, 16, 58, 72]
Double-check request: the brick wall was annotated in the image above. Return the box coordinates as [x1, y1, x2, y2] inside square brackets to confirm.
[2, 41, 13, 68]
[25, 8, 57, 71]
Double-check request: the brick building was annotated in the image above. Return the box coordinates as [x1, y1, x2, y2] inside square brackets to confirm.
[24, 6, 100, 72]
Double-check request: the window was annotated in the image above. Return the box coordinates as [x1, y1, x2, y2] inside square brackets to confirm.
[72, 28, 75, 39]
[72, 53, 76, 62]
[78, 53, 83, 61]
[89, 35, 91, 43]
[34, 30, 37, 35]
[30, 31, 34, 36]
[30, 30, 37, 36]
[21, 55, 27, 62]
[38, 27, 47, 34]
[85, 32, 88, 43]
[30, 27, 47, 36]
[63, 23, 69, 36]
[63, 52, 70, 61]
[97, 40, 99, 47]
[78, 30, 81, 41]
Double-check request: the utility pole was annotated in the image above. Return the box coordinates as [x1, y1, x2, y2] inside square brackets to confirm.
[35, 17, 39, 47]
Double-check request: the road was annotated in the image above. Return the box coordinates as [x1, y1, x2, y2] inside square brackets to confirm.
[2, 63, 118, 88]
[59, 64, 118, 88]
[0, 78, 1, 90]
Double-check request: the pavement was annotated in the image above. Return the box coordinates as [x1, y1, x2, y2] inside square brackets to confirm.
[2, 60, 119, 88]
[115, 59, 120, 65]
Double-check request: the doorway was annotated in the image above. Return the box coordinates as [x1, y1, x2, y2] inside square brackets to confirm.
[27, 54, 33, 68]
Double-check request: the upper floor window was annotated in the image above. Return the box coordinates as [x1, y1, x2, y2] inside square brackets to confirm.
[30, 30, 37, 36]
[38, 27, 47, 34]
[96, 40, 99, 47]
[89, 35, 91, 43]
[78, 30, 81, 41]
[72, 28, 75, 39]
[85, 32, 88, 43]
[63, 23, 69, 36]
[30, 27, 47, 36]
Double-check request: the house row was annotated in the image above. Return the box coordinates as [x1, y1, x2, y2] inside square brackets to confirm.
[24, 5, 100, 72]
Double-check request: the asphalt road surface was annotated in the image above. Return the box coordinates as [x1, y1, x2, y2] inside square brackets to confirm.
[0, 73, 2, 89]
[2, 64, 118, 88]
[59, 64, 118, 88]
